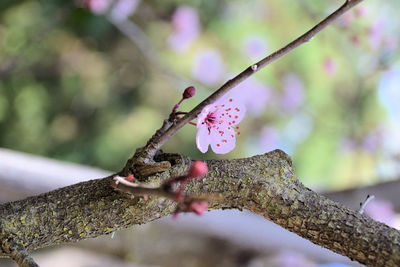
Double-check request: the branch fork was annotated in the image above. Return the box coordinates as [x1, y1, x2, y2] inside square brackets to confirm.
[124, 0, 366, 178]
[112, 161, 210, 217]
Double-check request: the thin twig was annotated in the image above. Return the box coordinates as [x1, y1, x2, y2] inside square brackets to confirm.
[359, 194, 375, 214]
[111, 176, 176, 200]
[107, 15, 158, 67]
[110, 176, 218, 202]
[138, 0, 365, 161]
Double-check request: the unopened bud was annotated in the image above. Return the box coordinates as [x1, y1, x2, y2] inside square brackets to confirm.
[190, 201, 208, 216]
[183, 86, 196, 99]
[188, 161, 208, 179]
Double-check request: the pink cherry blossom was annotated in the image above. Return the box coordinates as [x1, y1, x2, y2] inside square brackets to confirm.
[260, 126, 280, 151]
[369, 18, 385, 50]
[365, 199, 395, 227]
[196, 97, 246, 154]
[323, 58, 338, 76]
[355, 6, 369, 18]
[280, 73, 304, 113]
[110, 0, 140, 22]
[243, 35, 268, 61]
[337, 10, 354, 27]
[167, 6, 200, 52]
[192, 50, 225, 86]
[230, 78, 272, 116]
[85, 0, 112, 14]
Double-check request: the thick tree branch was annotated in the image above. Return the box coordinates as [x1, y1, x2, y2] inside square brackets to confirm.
[3, 148, 400, 213]
[135, 0, 365, 163]
[1, 150, 399, 266]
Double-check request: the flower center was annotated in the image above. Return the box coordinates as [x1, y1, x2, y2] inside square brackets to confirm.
[204, 112, 216, 128]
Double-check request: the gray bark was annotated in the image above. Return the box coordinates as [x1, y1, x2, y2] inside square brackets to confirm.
[0, 150, 399, 266]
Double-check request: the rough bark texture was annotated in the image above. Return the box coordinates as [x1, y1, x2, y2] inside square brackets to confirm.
[0, 150, 399, 266]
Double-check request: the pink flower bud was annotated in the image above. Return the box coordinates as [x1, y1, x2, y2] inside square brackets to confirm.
[187, 161, 208, 178]
[183, 86, 196, 99]
[190, 201, 208, 216]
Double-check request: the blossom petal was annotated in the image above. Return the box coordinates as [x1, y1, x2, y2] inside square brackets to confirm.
[216, 98, 246, 126]
[196, 96, 246, 154]
[210, 126, 236, 154]
[196, 104, 213, 128]
[196, 125, 211, 153]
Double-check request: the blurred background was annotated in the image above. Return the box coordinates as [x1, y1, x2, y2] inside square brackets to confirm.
[0, 0, 399, 266]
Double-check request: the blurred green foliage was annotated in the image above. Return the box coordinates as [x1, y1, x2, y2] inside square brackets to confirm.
[0, 0, 399, 190]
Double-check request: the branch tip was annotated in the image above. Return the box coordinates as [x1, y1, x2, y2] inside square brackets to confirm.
[359, 194, 375, 214]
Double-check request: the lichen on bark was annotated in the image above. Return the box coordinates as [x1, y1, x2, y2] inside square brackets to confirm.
[1, 149, 399, 266]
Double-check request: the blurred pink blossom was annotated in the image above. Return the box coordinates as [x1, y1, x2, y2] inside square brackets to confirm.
[323, 58, 338, 76]
[86, 0, 112, 14]
[337, 11, 354, 27]
[369, 18, 385, 50]
[243, 36, 268, 60]
[192, 50, 225, 86]
[280, 73, 304, 113]
[259, 126, 280, 152]
[338, 137, 356, 152]
[196, 97, 245, 154]
[230, 78, 272, 116]
[363, 128, 383, 152]
[110, 0, 140, 21]
[168, 6, 200, 52]
[355, 6, 370, 18]
[365, 199, 395, 227]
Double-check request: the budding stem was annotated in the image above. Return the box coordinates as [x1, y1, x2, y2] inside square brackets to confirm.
[172, 99, 184, 113]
